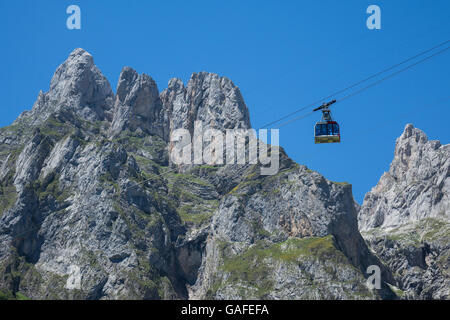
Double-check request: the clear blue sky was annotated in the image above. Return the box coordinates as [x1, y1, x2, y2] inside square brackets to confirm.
[1, 0, 449, 203]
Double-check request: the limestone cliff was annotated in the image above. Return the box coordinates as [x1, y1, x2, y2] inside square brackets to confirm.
[0, 48, 414, 300]
[359, 124, 449, 299]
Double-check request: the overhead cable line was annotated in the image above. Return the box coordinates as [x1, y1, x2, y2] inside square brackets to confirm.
[274, 44, 450, 129]
[337, 46, 450, 103]
[260, 39, 450, 129]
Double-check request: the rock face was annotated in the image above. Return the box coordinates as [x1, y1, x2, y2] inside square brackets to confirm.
[17, 49, 115, 127]
[0, 48, 432, 300]
[359, 124, 450, 299]
[189, 160, 393, 299]
[110, 67, 168, 140]
[160, 72, 251, 135]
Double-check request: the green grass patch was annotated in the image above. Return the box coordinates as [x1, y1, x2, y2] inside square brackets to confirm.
[171, 173, 212, 187]
[333, 181, 350, 186]
[0, 183, 17, 215]
[178, 205, 214, 225]
[0, 290, 28, 300]
[218, 235, 345, 297]
[0, 152, 20, 215]
[39, 115, 73, 140]
[35, 173, 71, 204]
[380, 218, 450, 246]
[99, 172, 120, 194]
[113, 131, 167, 161]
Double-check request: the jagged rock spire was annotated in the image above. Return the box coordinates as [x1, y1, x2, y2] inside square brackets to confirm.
[161, 72, 251, 135]
[18, 48, 114, 125]
[49, 48, 113, 106]
[359, 124, 449, 231]
[110, 67, 167, 139]
[358, 124, 450, 299]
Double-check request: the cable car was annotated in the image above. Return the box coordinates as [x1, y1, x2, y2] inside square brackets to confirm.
[313, 99, 340, 144]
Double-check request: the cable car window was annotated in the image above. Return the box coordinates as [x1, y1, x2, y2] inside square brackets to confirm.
[316, 124, 326, 136]
[325, 123, 339, 135]
[333, 123, 339, 135]
[327, 124, 334, 135]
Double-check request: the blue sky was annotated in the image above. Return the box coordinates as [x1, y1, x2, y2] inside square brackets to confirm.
[1, 0, 449, 203]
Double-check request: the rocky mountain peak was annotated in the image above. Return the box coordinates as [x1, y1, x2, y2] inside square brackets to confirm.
[17, 48, 114, 126]
[14, 51, 252, 143]
[359, 124, 449, 231]
[161, 72, 251, 135]
[187, 72, 251, 130]
[391, 124, 442, 180]
[48, 48, 114, 114]
[115, 67, 159, 103]
[400, 123, 428, 142]
[358, 124, 450, 299]
[167, 77, 184, 91]
[110, 67, 167, 139]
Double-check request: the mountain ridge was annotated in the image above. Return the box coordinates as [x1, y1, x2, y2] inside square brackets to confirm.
[0, 48, 446, 300]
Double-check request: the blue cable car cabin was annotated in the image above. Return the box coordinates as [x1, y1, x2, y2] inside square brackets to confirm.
[313, 99, 340, 144]
[314, 121, 340, 143]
